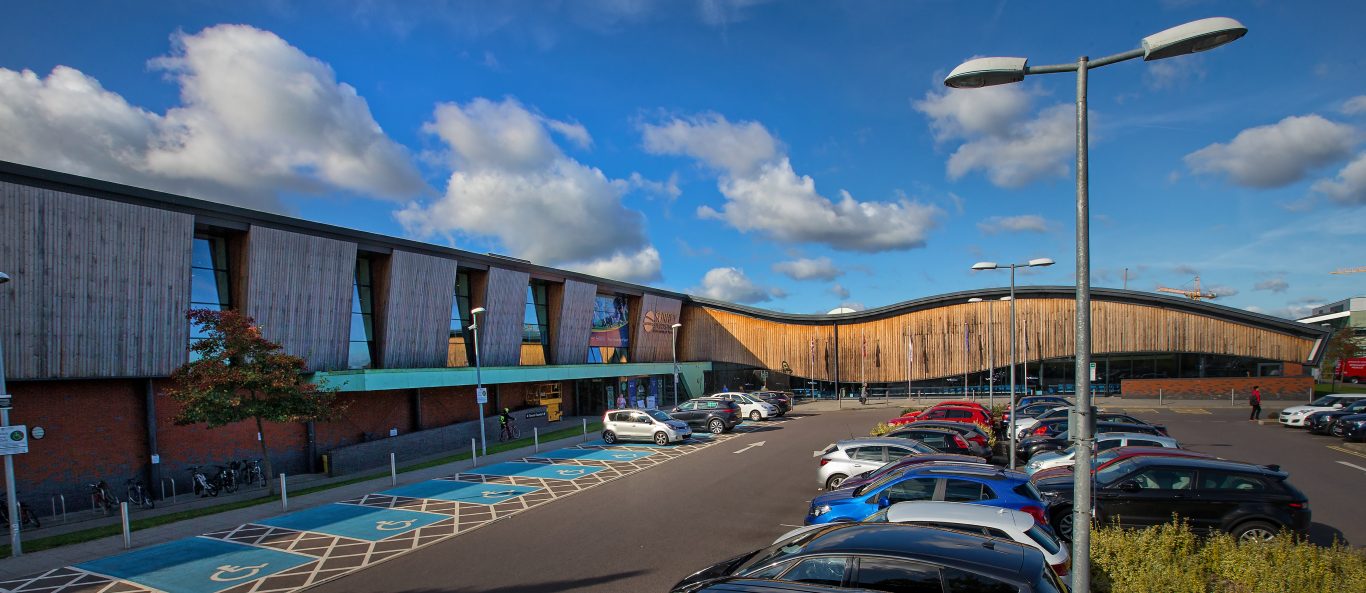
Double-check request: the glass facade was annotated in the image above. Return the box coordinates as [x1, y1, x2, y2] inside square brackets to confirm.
[521, 282, 549, 365]
[348, 255, 375, 369]
[188, 235, 232, 359]
[447, 271, 473, 367]
[588, 294, 630, 363]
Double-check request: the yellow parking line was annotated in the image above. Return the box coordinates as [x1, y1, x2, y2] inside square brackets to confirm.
[1328, 445, 1366, 461]
[1172, 408, 1212, 414]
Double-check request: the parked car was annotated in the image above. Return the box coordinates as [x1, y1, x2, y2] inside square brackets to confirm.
[1341, 413, 1366, 442]
[1034, 456, 1310, 542]
[1001, 397, 1072, 429]
[805, 464, 1047, 525]
[714, 391, 780, 421]
[889, 401, 991, 426]
[817, 437, 937, 490]
[1004, 403, 1069, 434]
[899, 421, 992, 454]
[1029, 445, 1216, 483]
[670, 398, 742, 434]
[1279, 394, 1366, 427]
[601, 408, 692, 445]
[885, 426, 988, 460]
[1019, 421, 1166, 460]
[1017, 412, 1165, 442]
[1024, 433, 1181, 475]
[676, 578, 861, 593]
[837, 454, 992, 491]
[889, 405, 991, 428]
[1305, 399, 1366, 435]
[671, 523, 1067, 593]
[751, 391, 792, 415]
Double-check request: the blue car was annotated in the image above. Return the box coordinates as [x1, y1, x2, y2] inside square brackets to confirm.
[805, 464, 1049, 526]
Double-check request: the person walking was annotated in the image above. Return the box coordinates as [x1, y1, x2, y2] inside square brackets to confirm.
[1249, 385, 1262, 421]
[615, 393, 626, 409]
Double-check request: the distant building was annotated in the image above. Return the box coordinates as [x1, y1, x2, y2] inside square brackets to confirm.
[1297, 296, 1366, 333]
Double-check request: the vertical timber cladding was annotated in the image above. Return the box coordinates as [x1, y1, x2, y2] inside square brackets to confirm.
[547, 278, 596, 365]
[373, 250, 458, 369]
[472, 266, 530, 366]
[0, 180, 194, 379]
[632, 294, 683, 362]
[684, 298, 1318, 384]
[242, 226, 356, 371]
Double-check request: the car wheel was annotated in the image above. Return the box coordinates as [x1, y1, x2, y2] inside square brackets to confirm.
[825, 474, 847, 490]
[1351, 377, 1361, 384]
[654, 431, 669, 446]
[708, 418, 725, 434]
[750, 410, 762, 421]
[1052, 508, 1074, 542]
[1231, 520, 1279, 543]
[603, 430, 617, 444]
[1331, 423, 1346, 437]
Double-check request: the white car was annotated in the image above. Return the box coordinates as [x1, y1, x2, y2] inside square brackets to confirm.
[1279, 394, 1366, 427]
[773, 501, 1071, 576]
[601, 408, 692, 445]
[816, 437, 936, 490]
[713, 391, 779, 421]
[1023, 433, 1180, 475]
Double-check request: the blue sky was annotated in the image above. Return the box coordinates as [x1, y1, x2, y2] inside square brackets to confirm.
[3, 0, 1364, 317]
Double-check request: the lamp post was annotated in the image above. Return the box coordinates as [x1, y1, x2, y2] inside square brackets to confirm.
[0, 272, 19, 556]
[469, 307, 487, 457]
[670, 323, 683, 407]
[967, 298, 994, 410]
[971, 258, 1054, 471]
[949, 18, 1246, 593]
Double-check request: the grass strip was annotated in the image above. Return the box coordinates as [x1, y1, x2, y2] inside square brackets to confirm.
[0, 421, 604, 556]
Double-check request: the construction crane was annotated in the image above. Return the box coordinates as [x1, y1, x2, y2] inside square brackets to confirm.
[1330, 266, 1366, 275]
[1157, 275, 1218, 301]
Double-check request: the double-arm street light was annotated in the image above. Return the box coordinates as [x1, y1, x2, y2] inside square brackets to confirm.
[469, 306, 487, 456]
[948, 17, 1246, 593]
[966, 297, 995, 410]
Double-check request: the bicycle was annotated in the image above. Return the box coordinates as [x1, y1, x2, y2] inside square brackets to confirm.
[190, 466, 219, 497]
[499, 419, 522, 441]
[0, 495, 40, 530]
[124, 478, 155, 510]
[216, 465, 239, 494]
[89, 480, 117, 512]
[240, 459, 264, 488]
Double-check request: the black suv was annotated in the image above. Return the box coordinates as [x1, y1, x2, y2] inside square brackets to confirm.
[1306, 399, 1366, 436]
[1020, 421, 1165, 460]
[885, 426, 988, 460]
[670, 398, 742, 434]
[1034, 456, 1310, 542]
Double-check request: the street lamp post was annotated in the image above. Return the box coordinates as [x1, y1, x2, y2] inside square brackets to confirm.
[949, 18, 1246, 593]
[670, 323, 683, 407]
[967, 298, 994, 410]
[0, 272, 20, 556]
[469, 307, 487, 457]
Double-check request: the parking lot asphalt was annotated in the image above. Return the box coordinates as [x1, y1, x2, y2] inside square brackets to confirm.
[306, 408, 892, 593]
[1119, 405, 1365, 546]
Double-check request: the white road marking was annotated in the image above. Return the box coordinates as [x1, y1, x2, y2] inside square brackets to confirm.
[1336, 461, 1366, 473]
[779, 524, 805, 528]
[734, 441, 767, 454]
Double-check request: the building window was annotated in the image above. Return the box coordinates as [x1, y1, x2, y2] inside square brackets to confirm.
[521, 282, 549, 365]
[188, 235, 231, 359]
[589, 294, 630, 363]
[348, 255, 375, 369]
[448, 271, 473, 367]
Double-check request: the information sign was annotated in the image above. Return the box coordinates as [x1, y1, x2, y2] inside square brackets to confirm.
[0, 425, 28, 456]
[476, 387, 488, 404]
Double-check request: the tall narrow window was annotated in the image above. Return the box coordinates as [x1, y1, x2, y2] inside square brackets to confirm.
[588, 294, 630, 363]
[521, 281, 549, 365]
[448, 271, 473, 367]
[348, 255, 375, 369]
[188, 235, 232, 360]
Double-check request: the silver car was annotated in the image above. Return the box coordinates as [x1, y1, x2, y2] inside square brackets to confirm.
[817, 437, 936, 490]
[602, 408, 692, 445]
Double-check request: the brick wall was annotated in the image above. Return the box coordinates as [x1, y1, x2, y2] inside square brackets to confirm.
[315, 391, 413, 450]
[1121, 376, 1314, 400]
[154, 380, 309, 482]
[420, 386, 479, 428]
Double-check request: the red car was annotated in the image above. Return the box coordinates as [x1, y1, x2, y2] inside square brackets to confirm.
[888, 404, 992, 427]
[1029, 446, 1215, 482]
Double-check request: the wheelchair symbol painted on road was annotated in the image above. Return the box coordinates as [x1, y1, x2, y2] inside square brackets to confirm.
[375, 519, 418, 531]
[481, 489, 521, 498]
[555, 469, 585, 476]
[610, 453, 637, 459]
[210, 563, 269, 582]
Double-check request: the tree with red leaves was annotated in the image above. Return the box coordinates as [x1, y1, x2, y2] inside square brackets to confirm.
[168, 309, 343, 493]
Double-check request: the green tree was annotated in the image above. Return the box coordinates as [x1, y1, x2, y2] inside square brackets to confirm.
[168, 309, 344, 493]
[1321, 328, 1361, 389]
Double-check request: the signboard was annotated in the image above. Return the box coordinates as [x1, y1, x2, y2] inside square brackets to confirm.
[0, 425, 28, 456]
[643, 310, 679, 334]
[476, 387, 488, 404]
[1089, 362, 1097, 382]
[645, 396, 657, 409]
[525, 410, 548, 420]
[0, 395, 10, 409]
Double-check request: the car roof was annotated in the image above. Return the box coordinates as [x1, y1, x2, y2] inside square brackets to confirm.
[890, 426, 960, 434]
[1099, 432, 1175, 442]
[1105, 445, 1203, 456]
[839, 437, 932, 448]
[1126, 455, 1287, 477]
[692, 578, 857, 592]
[788, 524, 1036, 580]
[884, 501, 1030, 531]
[896, 463, 1025, 480]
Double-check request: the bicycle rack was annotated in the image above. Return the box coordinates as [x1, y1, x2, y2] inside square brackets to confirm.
[161, 477, 176, 503]
[90, 493, 104, 516]
[51, 494, 66, 524]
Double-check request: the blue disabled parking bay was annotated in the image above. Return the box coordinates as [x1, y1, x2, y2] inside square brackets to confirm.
[380, 480, 541, 505]
[536, 448, 654, 462]
[77, 536, 313, 593]
[470, 461, 605, 480]
[257, 503, 446, 541]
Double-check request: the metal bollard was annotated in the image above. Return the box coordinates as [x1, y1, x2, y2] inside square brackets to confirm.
[120, 502, 131, 549]
[534, 427, 539, 453]
[1230, 388, 1235, 407]
[582, 418, 588, 442]
[52, 495, 68, 524]
[280, 474, 288, 511]
[161, 477, 176, 503]
[471, 438, 478, 467]
[1159, 389, 1163, 406]
[389, 452, 397, 486]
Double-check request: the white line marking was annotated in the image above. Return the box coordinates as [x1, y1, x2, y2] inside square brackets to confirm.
[779, 524, 805, 528]
[1336, 461, 1366, 473]
[734, 441, 767, 454]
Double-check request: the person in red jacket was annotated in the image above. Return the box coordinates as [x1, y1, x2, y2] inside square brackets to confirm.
[1249, 385, 1262, 421]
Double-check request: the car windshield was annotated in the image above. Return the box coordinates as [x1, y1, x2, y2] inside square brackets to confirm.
[1025, 524, 1062, 554]
[647, 410, 674, 422]
[1309, 396, 1340, 407]
[734, 526, 829, 574]
[1094, 448, 1124, 465]
[1348, 400, 1366, 412]
[1095, 457, 1139, 486]
[854, 466, 911, 496]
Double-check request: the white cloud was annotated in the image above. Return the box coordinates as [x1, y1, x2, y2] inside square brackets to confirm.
[0, 24, 426, 210]
[1184, 115, 1355, 188]
[398, 97, 661, 282]
[1311, 152, 1366, 205]
[1174, 265, 1200, 276]
[1206, 284, 1239, 297]
[642, 114, 942, 252]
[693, 267, 779, 304]
[1143, 56, 1205, 90]
[830, 283, 851, 300]
[914, 87, 1076, 188]
[1342, 95, 1366, 116]
[773, 257, 843, 281]
[545, 119, 593, 149]
[977, 215, 1051, 235]
[1254, 278, 1289, 293]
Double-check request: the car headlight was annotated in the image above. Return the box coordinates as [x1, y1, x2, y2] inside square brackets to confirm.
[812, 504, 831, 517]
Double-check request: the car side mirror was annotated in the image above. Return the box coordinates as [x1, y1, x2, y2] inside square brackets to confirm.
[876, 493, 891, 508]
[1332, 403, 1343, 409]
[672, 408, 681, 413]
[1117, 480, 1141, 493]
